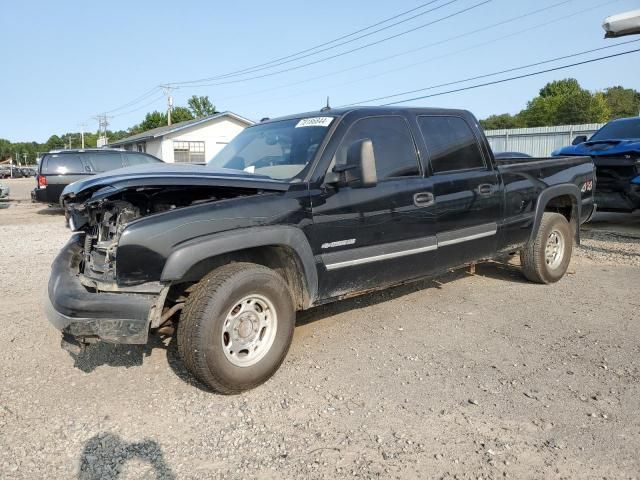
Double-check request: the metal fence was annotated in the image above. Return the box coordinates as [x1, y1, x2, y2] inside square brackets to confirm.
[485, 123, 605, 157]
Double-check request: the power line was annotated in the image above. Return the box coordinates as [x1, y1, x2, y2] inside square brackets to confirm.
[341, 39, 640, 106]
[169, 0, 459, 85]
[226, 0, 617, 108]
[90, 0, 555, 123]
[91, 0, 571, 122]
[171, 0, 449, 83]
[86, 0, 618, 127]
[354, 48, 640, 106]
[88, 1, 455, 119]
[169, 0, 492, 88]
[111, 92, 166, 118]
[103, 87, 161, 114]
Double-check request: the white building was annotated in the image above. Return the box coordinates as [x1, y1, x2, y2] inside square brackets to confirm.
[109, 111, 253, 163]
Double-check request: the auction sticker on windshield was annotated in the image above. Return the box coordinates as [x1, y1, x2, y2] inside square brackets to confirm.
[295, 117, 334, 128]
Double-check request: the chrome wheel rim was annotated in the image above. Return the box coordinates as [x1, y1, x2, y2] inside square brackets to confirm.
[545, 230, 565, 269]
[221, 294, 277, 367]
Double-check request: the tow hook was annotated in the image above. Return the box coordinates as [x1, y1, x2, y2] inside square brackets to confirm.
[60, 333, 95, 354]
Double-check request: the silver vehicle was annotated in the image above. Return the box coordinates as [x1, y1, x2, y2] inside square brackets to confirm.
[0, 183, 9, 199]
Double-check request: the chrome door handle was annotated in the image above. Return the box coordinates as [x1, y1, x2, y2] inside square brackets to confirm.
[413, 192, 435, 207]
[477, 184, 494, 196]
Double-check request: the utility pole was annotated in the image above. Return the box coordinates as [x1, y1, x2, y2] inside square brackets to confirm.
[94, 113, 112, 147]
[160, 85, 175, 126]
[78, 122, 87, 148]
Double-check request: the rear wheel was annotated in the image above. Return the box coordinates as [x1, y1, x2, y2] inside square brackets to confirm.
[177, 262, 295, 394]
[520, 212, 573, 284]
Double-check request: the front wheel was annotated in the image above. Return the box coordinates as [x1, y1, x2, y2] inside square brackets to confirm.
[177, 262, 295, 394]
[520, 212, 573, 284]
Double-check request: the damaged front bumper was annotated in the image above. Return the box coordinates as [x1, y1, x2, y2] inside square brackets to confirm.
[46, 234, 159, 345]
[593, 158, 640, 212]
[595, 184, 640, 212]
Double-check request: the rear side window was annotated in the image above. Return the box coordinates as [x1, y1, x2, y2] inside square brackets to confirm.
[43, 154, 85, 174]
[418, 116, 485, 173]
[85, 152, 124, 172]
[335, 116, 420, 179]
[124, 152, 160, 166]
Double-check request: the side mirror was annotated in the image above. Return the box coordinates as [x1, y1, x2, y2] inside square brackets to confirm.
[572, 135, 588, 145]
[329, 138, 377, 188]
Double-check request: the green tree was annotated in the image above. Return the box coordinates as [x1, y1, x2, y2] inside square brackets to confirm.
[130, 107, 195, 134]
[0, 138, 12, 160]
[171, 106, 194, 123]
[554, 90, 597, 125]
[587, 92, 611, 123]
[46, 135, 64, 150]
[516, 96, 556, 127]
[479, 113, 520, 130]
[538, 78, 583, 98]
[188, 95, 217, 118]
[107, 130, 130, 142]
[603, 86, 640, 119]
[136, 111, 167, 132]
[508, 78, 613, 127]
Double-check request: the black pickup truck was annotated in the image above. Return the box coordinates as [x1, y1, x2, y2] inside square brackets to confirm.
[48, 107, 595, 393]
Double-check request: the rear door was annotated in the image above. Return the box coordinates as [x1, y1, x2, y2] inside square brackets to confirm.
[417, 115, 501, 269]
[309, 115, 438, 299]
[40, 153, 90, 203]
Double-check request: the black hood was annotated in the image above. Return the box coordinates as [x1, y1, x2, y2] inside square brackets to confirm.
[61, 163, 289, 203]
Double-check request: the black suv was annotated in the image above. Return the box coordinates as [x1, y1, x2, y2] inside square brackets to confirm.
[32, 149, 162, 205]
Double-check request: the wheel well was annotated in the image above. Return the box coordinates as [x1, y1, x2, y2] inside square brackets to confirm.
[544, 194, 578, 238]
[170, 246, 308, 310]
[545, 194, 578, 221]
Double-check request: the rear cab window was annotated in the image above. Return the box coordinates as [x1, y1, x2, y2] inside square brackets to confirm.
[418, 116, 485, 174]
[42, 154, 85, 174]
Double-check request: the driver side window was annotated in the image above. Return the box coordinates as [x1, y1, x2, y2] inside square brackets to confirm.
[334, 116, 420, 180]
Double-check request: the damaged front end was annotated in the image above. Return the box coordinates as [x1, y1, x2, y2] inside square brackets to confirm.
[67, 185, 245, 289]
[47, 165, 289, 349]
[591, 155, 640, 212]
[46, 234, 159, 349]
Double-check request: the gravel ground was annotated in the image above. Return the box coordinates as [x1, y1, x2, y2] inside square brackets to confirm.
[1, 180, 639, 479]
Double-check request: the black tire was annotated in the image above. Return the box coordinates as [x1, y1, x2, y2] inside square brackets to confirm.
[177, 262, 295, 394]
[520, 212, 573, 284]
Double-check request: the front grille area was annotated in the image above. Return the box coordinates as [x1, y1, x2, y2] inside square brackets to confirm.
[592, 155, 639, 192]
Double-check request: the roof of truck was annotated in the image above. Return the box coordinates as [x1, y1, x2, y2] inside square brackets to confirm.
[260, 106, 475, 124]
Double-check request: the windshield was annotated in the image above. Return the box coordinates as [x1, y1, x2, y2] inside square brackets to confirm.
[207, 117, 334, 180]
[590, 118, 640, 141]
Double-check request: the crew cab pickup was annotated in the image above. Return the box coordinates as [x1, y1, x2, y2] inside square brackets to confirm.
[48, 107, 595, 393]
[553, 116, 640, 212]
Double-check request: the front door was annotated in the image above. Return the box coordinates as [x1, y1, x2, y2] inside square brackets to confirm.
[309, 115, 438, 299]
[417, 115, 501, 269]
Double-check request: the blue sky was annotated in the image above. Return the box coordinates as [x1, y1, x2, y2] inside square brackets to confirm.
[1, 0, 639, 142]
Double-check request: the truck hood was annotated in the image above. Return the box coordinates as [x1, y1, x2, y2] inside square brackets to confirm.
[61, 163, 290, 204]
[553, 139, 640, 157]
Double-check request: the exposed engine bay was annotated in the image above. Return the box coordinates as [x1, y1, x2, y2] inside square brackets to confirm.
[66, 186, 258, 285]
